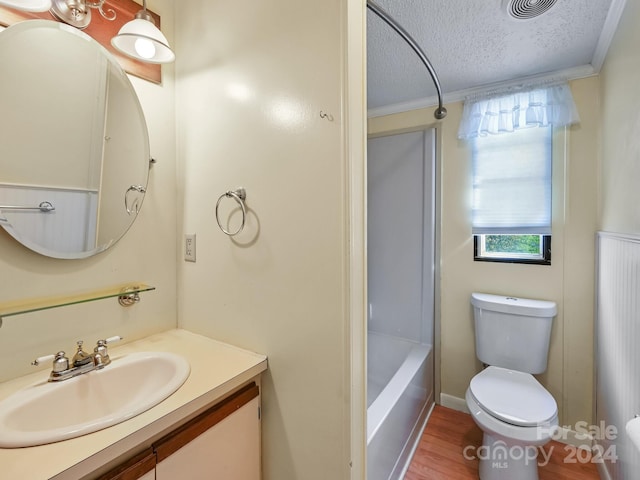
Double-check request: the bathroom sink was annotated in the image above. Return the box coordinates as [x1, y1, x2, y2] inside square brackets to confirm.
[0, 351, 190, 448]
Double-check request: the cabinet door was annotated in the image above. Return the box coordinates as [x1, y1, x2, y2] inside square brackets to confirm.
[155, 383, 260, 480]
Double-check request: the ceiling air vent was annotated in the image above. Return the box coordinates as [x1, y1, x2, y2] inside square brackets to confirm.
[503, 0, 558, 20]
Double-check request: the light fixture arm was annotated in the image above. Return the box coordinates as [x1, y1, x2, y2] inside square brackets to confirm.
[86, 0, 115, 20]
[50, 0, 115, 29]
[135, 0, 154, 24]
[366, 0, 447, 119]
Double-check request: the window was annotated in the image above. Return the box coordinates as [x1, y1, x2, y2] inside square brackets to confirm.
[474, 234, 551, 264]
[472, 126, 552, 265]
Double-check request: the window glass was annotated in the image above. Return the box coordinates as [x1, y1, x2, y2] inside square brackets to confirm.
[472, 126, 552, 265]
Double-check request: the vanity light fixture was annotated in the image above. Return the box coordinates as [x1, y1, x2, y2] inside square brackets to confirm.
[0, 0, 51, 12]
[49, 0, 114, 29]
[111, 0, 174, 64]
[0, 0, 174, 64]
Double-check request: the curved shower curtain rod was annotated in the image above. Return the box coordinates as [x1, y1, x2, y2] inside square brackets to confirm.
[367, 0, 447, 120]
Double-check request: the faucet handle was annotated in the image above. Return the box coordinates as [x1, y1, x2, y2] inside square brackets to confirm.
[52, 352, 70, 372]
[94, 335, 122, 367]
[96, 335, 122, 349]
[32, 354, 55, 366]
[32, 351, 69, 373]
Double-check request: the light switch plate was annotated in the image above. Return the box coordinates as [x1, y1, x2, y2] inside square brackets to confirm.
[185, 234, 196, 262]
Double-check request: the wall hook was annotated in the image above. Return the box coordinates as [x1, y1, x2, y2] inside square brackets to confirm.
[320, 111, 334, 122]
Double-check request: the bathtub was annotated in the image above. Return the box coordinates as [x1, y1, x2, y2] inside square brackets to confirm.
[367, 332, 434, 480]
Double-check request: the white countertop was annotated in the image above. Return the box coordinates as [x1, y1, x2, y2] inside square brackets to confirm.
[0, 329, 268, 480]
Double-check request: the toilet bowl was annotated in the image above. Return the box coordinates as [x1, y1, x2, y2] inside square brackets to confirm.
[467, 293, 558, 480]
[465, 366, 558, 480]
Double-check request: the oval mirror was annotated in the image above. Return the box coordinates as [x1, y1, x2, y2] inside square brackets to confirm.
[0, 20, 150, 259]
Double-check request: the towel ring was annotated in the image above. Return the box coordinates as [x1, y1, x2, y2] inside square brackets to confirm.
[216, 188, 247, 236]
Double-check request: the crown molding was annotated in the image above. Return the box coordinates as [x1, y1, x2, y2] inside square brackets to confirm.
[367, 64, 597, 118]
[591, 0, 627, 71]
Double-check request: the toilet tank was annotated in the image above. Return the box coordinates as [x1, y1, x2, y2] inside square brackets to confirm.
[471, 293, 557, 374]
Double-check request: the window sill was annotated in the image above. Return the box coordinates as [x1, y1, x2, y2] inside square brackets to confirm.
[473, 256, 551, 266]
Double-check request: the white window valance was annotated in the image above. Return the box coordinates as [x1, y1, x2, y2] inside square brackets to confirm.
[458, 82, 580, 139]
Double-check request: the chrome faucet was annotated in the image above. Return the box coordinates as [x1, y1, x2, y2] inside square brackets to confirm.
[31, 336, 122, 382]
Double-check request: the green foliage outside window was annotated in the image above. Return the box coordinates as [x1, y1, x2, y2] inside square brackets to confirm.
[484, 235, 541, 254]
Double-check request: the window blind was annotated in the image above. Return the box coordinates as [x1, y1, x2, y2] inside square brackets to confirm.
[472, 126, 552, 235]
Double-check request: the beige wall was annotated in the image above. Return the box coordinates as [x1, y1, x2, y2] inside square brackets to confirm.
[368, 76, 600, 430]
[600, 0, 640, 234]
[174, 1, 364, 479]
[0, 0, 178, 383]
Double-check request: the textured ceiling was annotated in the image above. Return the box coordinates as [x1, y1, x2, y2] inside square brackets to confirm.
[367, 0, 621, 114]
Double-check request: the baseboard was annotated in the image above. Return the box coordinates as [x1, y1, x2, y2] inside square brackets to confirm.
[439, 393, 469, 413]
[554, 425, 594, 450]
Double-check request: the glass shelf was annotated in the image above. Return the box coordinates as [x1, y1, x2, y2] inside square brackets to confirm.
[0, 283, 155, 319]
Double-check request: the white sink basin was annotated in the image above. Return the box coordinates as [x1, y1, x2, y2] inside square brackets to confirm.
[0, 351, 190, 448]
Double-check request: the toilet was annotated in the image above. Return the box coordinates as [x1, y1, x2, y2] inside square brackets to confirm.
[465, 293, 559, 480]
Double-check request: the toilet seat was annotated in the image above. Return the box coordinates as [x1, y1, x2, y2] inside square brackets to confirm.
[469, 366, 557, 427]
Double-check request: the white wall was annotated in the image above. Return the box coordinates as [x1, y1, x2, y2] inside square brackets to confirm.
[598, 0, 640, 477]
[600, 0, 640, 234]
[0, 0, 178, 383]
[174, 1, 365, 479]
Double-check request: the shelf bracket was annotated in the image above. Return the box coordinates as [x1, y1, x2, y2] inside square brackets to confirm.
[118, 287, 141, 307]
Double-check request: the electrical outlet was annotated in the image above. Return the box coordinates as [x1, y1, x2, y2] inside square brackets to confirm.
[185, 234, 196, 262]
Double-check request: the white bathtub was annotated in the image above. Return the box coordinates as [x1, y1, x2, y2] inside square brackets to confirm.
[367, 332, 434, 480]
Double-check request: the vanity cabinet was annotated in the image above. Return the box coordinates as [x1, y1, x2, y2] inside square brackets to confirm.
[0, 330, 268, 480]
[99, 382, 261, 480]
[155, 382, 261, 479]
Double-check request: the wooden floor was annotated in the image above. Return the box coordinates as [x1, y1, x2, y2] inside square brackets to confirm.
[404, 406, 600, 480]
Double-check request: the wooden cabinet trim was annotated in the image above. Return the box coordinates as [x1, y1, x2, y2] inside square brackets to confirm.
[154, 382, 259, 463]
[95, 449, 156, 480]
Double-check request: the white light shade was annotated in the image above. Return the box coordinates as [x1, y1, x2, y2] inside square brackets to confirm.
[111, 18, 174, 64]
[0, 0, 51, 11]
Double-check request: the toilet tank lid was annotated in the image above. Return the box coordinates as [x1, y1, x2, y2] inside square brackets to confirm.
[471, 293, 557, 317]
